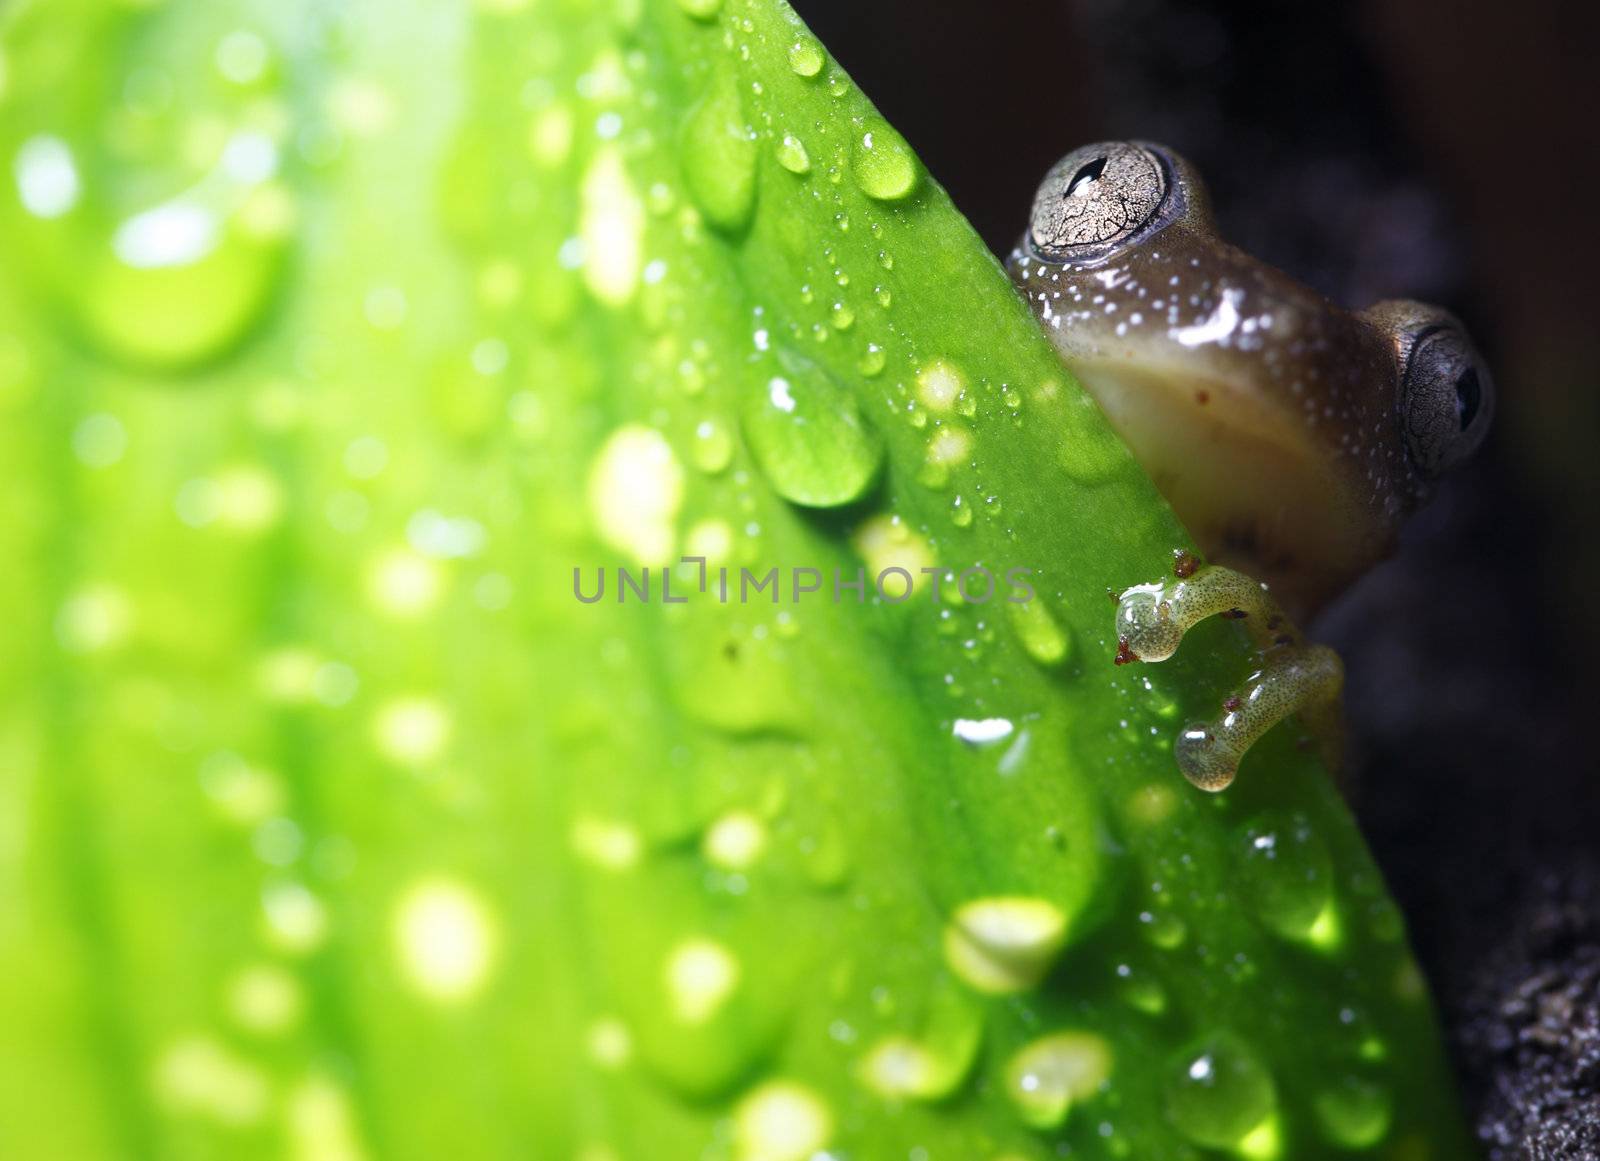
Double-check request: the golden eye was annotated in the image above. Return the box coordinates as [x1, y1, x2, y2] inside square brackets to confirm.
[1028, 141, 1169, 260]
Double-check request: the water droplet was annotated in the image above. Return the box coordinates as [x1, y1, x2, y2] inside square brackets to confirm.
[857, 994, 981, 1102]
[1124, 784, 1178, 827]
[702, 810, 766, 870]
[1009, 598, 1070, 666]
[735, 1081, 832, 1161]
[856, 343, 885, 377]
[580, 147, 645, 306]
[851, 121, 918, 201]
[1164, 1033, 1277, 1151]
[950, 495, 973, 527]
[571, 816, 643, 872]
[829, 302, 854, 330]
[677, 357, 707, 395]
[587, 1016, 633, 1069]
[665, 938, 740, 1024]
[675, 0, 721, 19]
[691, 417, 734, 473]
[392, 878, 498, 1003]
[1139, 909, 1187, 950]
[1235, 812, 1337, 948]
[874, 284, 892, 307]
[1003, 1031, 1113, 1129]
[82, 180, 290, 370]
[925, 425, 971, 473]
[787, 37, 825, 78]
[1114, 964, 1167, 1015]
[741, 348, 883, 507]
[853, 515, 934, 592]
[681, 76, 757, 232]
[942, 896, 1068, 995]
[917, 359, 964, 413]
[215, 30, 273, 87]
[588, 424, 685, 563]
[1313, 1075, 1393, 1149]
[227, 964, 301, 1034]
[15, 135, 81, 218]
[775, 133, 810, 174]
[953, 717, 1013, 745]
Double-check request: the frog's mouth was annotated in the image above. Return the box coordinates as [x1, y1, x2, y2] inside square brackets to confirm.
[1071, 360, 1385, 617]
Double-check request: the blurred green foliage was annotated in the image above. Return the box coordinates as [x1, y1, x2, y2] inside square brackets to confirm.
[0, 0, 1468, 1158]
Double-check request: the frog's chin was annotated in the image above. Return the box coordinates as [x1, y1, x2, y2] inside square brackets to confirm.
[1070, 360, 1391, 618]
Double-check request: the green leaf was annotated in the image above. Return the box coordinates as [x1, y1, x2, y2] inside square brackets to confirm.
[0, 0, 1470, 1158]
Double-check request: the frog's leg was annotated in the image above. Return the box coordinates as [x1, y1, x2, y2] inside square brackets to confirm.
[1114, 555, 1344, 791]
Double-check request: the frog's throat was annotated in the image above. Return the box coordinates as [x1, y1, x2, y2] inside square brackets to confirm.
[1073, 359, 1387, 618]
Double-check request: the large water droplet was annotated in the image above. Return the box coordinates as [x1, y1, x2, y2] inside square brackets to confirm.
[1139, 908, 1187, 950]
[856, 991, 982, 1102]
[1313, 1075, 1392, 1148]
[1164, 1033, 1277, 1151]
[741, 347, 883, 507]
[681, 76, 757, 232]
[1008, 598, 1070, 666]
[81, 163, 291, 370]
[1114, 963, 1167, 1015]
[675, 0, 722, 19]
[788, 37, 825, 78]
[851, 120, 918, 201]
[734, 1081, 832, 1161]
[1234, 811, 1337, 947]
[1003, 1031, 1112, 1129]
[775, 133, 810, 174]
[942, 896, 1068, 995]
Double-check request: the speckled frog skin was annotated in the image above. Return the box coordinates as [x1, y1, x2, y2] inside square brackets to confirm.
[1009, 141, 1494, 789]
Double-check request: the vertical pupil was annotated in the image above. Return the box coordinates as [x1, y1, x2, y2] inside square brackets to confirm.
[1454, 367, 1481, 429]
[1065, 156, 1107, 198]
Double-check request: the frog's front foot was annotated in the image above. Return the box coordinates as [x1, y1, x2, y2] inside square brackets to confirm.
[1114, 553, 1344, 791]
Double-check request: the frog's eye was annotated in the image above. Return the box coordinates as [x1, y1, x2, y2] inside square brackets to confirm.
[1399, 320, 1495, 476]
[1028, 141, 1170, 261]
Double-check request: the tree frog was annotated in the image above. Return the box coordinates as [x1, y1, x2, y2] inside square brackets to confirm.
[1008, 141, 1494, 790]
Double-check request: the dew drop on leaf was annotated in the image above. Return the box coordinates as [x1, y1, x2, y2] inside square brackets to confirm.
[83, 175, 292, 370]
[690, 417, 734, 474]
[675, 0, 722, 21]
[775, 132, 810, 174]
[680, 75, 757, 231]
[787, 37, 825, 78]
[741, 347, 883, 508]
[1003, 1030, 1113, 1129]
[1313, 1074, 1393, 1149]
[851, 120, 918, 201]
[1234, 811, 1338, 947]
[1164, 1033, 1278, 1151]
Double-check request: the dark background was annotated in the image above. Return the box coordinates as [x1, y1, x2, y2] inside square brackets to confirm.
[798, 1, 1600, 1155]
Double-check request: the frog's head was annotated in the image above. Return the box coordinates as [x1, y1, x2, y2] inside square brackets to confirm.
[1008, 141, 1494, 614]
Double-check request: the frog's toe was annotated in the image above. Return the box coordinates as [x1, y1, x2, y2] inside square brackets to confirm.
[1112, 560, 1345, 788]
[1175, 644, 1344, 791]
[1175, 725, 1239, 792]
[1115, 584, 1183, 662]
